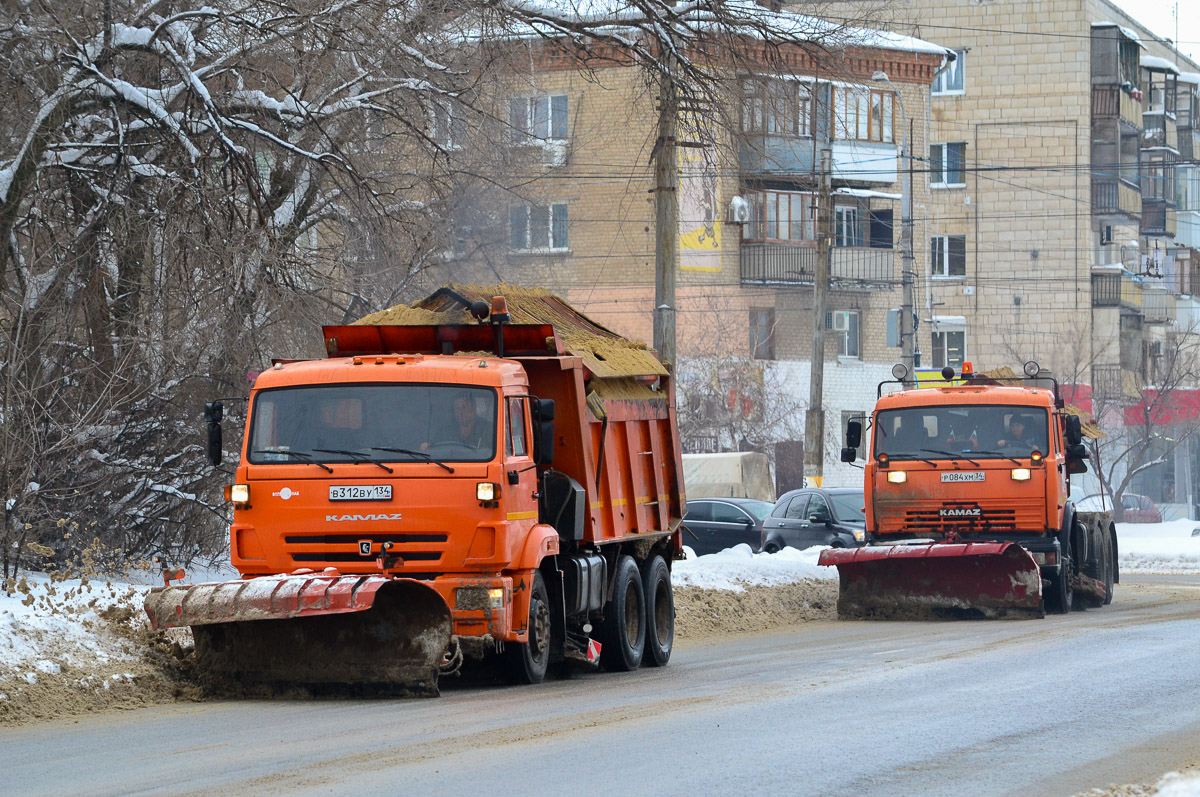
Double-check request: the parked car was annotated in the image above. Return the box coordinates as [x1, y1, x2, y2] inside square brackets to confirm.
[682, 497, 774, 555]
[761, 487, 867, 553]
[1077, 493, 1162, 523]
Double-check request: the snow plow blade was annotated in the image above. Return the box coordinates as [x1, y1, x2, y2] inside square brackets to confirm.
[144, 572, 452, 696]
[818, 542, 1044, 620]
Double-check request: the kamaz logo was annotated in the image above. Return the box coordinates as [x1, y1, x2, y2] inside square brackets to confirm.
[939, 507, 983, 518]
[325, 513, 403, 522]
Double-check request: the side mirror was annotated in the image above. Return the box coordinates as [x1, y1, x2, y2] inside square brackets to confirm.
[204, 401, 223, 467]
[533, 420, 555, 466]
[840, 446, 857, 463]
[532, 398, 556, 422]
[1064, 415, 1083, 446]
[846, 420, 862, 448]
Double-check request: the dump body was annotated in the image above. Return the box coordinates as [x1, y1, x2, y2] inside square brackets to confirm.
[146, 286, 685, 690]
[820, 370, 1118, 618]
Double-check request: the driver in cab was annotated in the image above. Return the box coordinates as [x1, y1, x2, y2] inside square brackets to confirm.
[423, 393, 490, 450]
[995, 414, 1035, 452]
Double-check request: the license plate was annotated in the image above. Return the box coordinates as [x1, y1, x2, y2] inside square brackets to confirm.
[940, 471, 985, 482]
[329, 485, 393, 502]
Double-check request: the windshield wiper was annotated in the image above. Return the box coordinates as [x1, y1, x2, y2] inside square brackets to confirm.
[971, 449, 1023, 466]
[881, 453, 937, 467]
[253, 448, 333, 473]
[313, 448, 394, 473]
[367, 447, 455, 473]
[920, 448, 981, 467]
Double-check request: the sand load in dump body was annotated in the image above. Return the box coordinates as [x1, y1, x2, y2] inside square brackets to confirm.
[818, 542, 1044, 619]
[145, 573, 451, 695]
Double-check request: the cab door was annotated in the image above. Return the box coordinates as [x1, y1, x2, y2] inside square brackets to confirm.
[504, 396, 539, 526]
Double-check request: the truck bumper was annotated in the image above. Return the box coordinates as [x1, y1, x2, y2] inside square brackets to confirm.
[429, 575, 522, 643]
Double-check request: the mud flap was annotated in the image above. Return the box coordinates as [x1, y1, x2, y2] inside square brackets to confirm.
[818, 542, 1045, 620]
[145, 574, 451, 695]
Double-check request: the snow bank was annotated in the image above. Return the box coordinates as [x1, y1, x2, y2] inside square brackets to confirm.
[675, 543, 835, 591]
[1117, 519, 1200, 574]
[1154, 771, 1200, 797]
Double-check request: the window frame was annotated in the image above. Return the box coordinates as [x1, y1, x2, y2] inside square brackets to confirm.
[508, 94, 569, 145]
[932, 49, 967, 96]
[750, 307, 776, 360]
[743, 190, 817, 243]
[827, 309, 861, 359]
[509, 202, 569, 252]
[931, 329, 967, 368]
[834, 87, 895, 143]
[930, 142, 967, 188]
[834, 204, 865, 248]
[930, 234, 967, 278]
[741, 78, 813, 137]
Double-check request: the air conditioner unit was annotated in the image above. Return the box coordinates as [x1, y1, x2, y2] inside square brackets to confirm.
[827, 310, 852, 332]
[541, 140, 569, 167]
[728, 195, 751, 224]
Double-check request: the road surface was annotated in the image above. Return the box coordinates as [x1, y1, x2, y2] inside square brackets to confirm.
[3, 574, 1199, 796]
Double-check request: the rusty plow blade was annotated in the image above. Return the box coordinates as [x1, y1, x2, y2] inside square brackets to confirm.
[144, 573, 452, 696]
[818, 542, 1044, 620]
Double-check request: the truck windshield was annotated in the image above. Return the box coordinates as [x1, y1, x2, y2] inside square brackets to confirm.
[248, 384, 497, 464]
[874, 405, 1049, 460]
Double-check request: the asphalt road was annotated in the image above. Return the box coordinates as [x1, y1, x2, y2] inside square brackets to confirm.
[4, 574, 1200, 797]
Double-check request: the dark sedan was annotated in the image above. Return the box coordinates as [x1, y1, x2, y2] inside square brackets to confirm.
[682, 497, 775, 555]
[761, 487, 866, 553]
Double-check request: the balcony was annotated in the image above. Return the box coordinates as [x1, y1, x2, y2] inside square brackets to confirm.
[1092, 86, 1143, 130]
[1141, 200, 1177, 237]
[1092, 178, 1142, 221]
[739, 139, 898, 185]
[1092, 269, 1143, 311]
[740, 243, 895, 285]
[1141, 285, 1174, 323]
[1180, 127, 1199, 162]
[1142, 112, 1179, 152]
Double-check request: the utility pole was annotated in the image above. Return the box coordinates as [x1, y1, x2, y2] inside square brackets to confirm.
[805, 110, 833, 485]
[654, 62, 679, 369]
[874, 72, 915, 380]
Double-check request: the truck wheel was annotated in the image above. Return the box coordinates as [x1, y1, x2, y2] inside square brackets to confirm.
[1101, 526, 1116, 605]
[1045, 536, 1073, 615]
[503, 571, 551, 685]
[1082, 521, 1112, 609]
[600, 555, 645, 672]
[640, 555, 673, 668]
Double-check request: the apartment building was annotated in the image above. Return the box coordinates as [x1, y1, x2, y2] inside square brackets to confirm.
[816, 0, 1200, 512]
[424, 11, 951, 487]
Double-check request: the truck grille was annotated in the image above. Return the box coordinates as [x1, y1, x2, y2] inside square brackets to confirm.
[902, 508, 1017, 533]
[876, 498, 1045, 535]
[283, 532, 447, 566]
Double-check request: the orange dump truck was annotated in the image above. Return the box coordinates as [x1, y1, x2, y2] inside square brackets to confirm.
[820, 362, 1117, 619]
[144, 286, 685, 694]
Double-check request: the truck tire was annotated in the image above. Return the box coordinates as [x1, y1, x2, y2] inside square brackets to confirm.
[640, 555, 674, 668]
[600, 555, 646, 672]
[1101, 525, 1116, 605]
[1082, 520, 1111, 609]
[503, 571, 551, 685]
[1045, 534, 1073, 615]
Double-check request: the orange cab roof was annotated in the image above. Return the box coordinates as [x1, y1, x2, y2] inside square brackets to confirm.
[876, 383, 1056, 411]
[253, 354, 527, 391]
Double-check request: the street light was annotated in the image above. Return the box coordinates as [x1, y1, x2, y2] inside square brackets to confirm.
[872, 71, 916, 378]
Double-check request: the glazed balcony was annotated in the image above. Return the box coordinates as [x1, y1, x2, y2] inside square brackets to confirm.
[740, 243, 895, 285]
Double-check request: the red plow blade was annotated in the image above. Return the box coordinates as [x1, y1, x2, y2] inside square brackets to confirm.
[818, 542, 1044, 620]
[145, 572, 452, 695]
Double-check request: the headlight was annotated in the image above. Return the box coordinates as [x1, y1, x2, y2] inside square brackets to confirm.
[1011, 468, 1031, 481]
[886, 471, 908, 484]
[227, 484, 250, 504]
[477, 482, 498, 501]
[488, 588, 504, 608]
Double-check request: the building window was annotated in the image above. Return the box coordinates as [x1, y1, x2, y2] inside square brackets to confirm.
[834, 204, 864, 247]
[932, 50, 966, 95]
[744, 190, 817, 242]
[509, 95, 568, 144]
[932, 329, 966, 368]
[430, 99, 465, 149]
[510, 203, 568, 251]
[741, 79, 812, 136]
[930, 143, 966, 187]
[750, 308, 775, 359]
[826, 310, 860, 358]
[834, 87, 894, 143]
[869, 209, 894, 249]
[930, 235, 967, 277]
